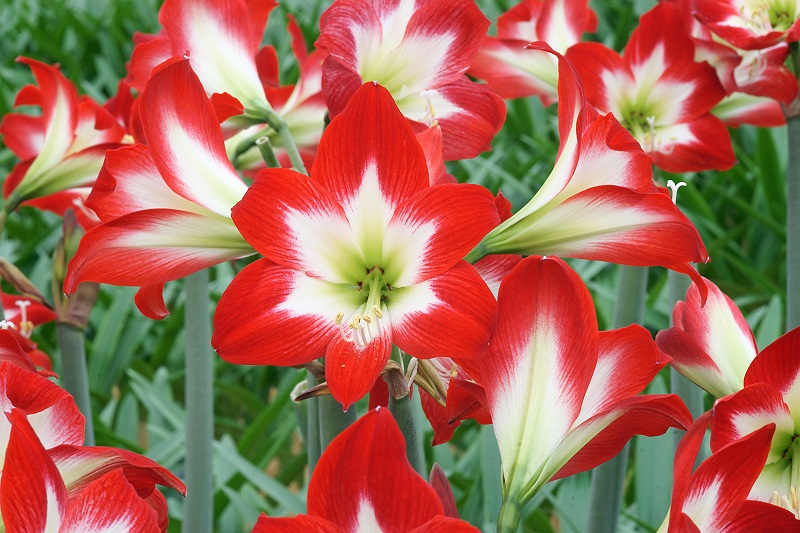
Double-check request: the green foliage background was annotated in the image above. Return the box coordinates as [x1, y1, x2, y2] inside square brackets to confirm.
[0, 0, 789, 531]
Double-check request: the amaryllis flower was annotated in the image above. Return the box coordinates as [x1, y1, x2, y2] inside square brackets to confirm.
[694, 0, 800, 50]
[64, 60, 254, 319]
[708, 326, 800, 506]
[470, 44, 709, 285]
[656, 276, 758, 398]
[468, 0, 597, 105]
[665, 413, 799, 532]
[315, 0, 506, 160]
[0, 408, 171, 532]
[252, 407, 478, 532]
[483, 256, 691, 512]
[127, 0, 277, 115]
[0, 58, 127, 223]
[212, 82, 499, 410]
[665, 0, 795, 127]
[566, 3, 735, 172]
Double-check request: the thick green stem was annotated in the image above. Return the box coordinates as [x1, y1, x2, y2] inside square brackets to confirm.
[305, 373, 322, 476]
[787, 114, 800, 329]
[319, 395, 356, 450]
[496, 499, 522, 533]
[182, 270, 214, 533]
[388, 393, 426, 476]
[57, 322, 94, 446]
[587, 266, 648, 533]
[263, 110, 307, 175]
[481, 425, 503, 531]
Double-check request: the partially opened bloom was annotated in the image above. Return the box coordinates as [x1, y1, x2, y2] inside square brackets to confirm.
[315, 0, 506, 160]
[212, 82, 499, 410]
[567, 3, 735, 172]
[252, 408, 477, 532]
[2, 293, 57, 371]
[468, 0, 597, 105]
[656, 276, 758, 398]
[0, 58, 127, 221]
[65, 59, 254, 319]
[483, 256, 691, 510]
[127, 0, 277, 115]
[665, 414, 799, 532]
[472, 44, 708, 282]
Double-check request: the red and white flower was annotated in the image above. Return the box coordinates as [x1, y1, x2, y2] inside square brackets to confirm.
[64, 60, 254, 319]
[665, 414, 799, 532]
[656, 276, 758, 398]
[212, 82, 499, 410]
[468, 0, 597, 105]
[482, 256, 691, 506]
[251, 408, 478, 532]
[127, 0, 277, 115]
[472, 44, 708, 282]
[315, 0, 506, 160]
[694, 0, 800, 50]
[0, 58, 127, 223]
[566, 3, 735, 172]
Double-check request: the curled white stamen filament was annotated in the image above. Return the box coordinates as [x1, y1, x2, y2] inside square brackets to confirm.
[0, 320, 15, 330]
[666, 180, 687, 204]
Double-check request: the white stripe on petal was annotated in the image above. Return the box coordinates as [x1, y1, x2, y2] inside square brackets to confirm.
[354, 498, 384, 533]
[491, 318, 577, 497]
[160, 114, 248, 217]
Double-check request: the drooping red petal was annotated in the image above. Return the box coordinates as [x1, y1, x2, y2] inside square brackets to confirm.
[326, 332, 392, 411]
[744, 327, 800, 395]
[134, 284, 170, 320]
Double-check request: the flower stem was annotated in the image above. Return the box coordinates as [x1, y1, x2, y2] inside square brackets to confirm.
[182, 269, 214, 533]
[481, 425, 503, 531]
[787, 113, 800, 330]
[305, 372, 322, 476]
[256, 137, 281, 169]
[57, 322, 95, 446]
[496, 499, 522, 533]
[318, 394, 356, 451]
[263, 109, 307, 175]
[389, 393, 426, 476]
[587, 265, 648, 533]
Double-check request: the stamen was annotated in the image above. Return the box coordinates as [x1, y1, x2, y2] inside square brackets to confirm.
[666, 180, 687, 204]
[372, 305, 383, 318]
[14, 300, 33, 338]
[0, 320, 15, 330]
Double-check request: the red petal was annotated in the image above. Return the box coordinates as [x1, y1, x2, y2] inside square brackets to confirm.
[135, 284, 170, 320]
[325, 333, 392, 411]
[252, 513, 344, 532]
[308, 408, 444, 531]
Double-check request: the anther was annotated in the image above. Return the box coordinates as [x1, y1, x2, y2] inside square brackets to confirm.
[372, 305, 383, 318]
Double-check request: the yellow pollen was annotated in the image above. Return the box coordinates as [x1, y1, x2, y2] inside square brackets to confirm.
[771, 486, 800, 518]
[335, 312, 344, 325]
[372, 305, 383, 318]
[350, 315, 362, 329]
[362, 315, 372, 324]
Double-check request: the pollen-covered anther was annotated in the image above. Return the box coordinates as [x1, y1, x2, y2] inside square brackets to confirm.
[14, 300, 33, 338]
[771, 486, 800, 518]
